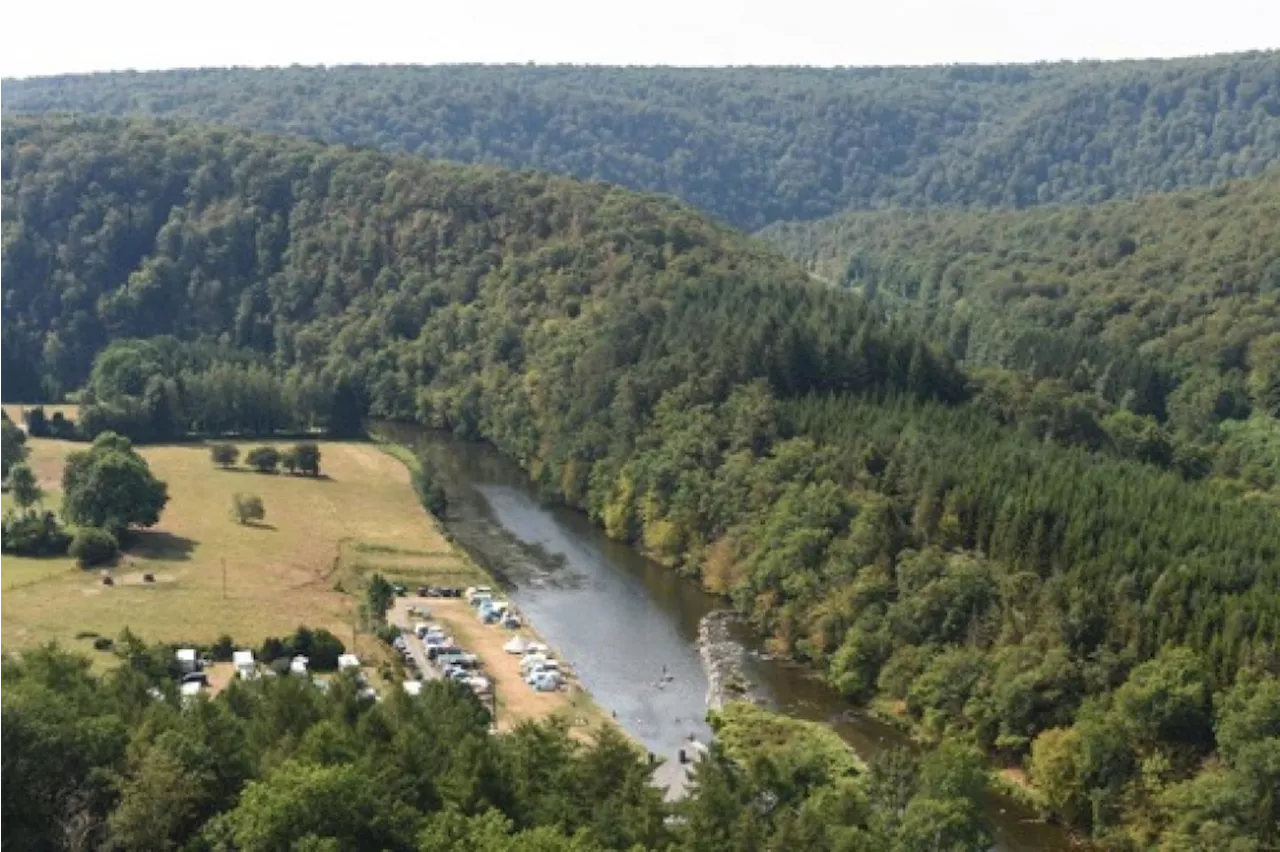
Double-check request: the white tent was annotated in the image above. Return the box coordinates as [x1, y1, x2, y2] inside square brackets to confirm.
[503, 635, 529, 655]
[175, 648, 198, 672]
[290, 656, 309, 676]
[337, 654, 361, 670]
[402, 680, 424, 696]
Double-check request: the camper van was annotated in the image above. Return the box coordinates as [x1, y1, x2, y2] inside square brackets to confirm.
[233, 650, 256, 680]
[466, 586, 494, 606]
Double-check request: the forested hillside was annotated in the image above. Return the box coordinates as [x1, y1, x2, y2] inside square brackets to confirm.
[766, 173, 1280, 496]
[3, 117, 1279, 848]
[4, 52, 1278, 228]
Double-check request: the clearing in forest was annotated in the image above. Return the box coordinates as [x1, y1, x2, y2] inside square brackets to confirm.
[1, 438, 472, 658]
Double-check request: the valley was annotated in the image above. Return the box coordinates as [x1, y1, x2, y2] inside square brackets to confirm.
[3, 52, 1278, 852]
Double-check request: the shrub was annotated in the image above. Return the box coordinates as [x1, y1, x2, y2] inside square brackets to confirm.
[69, 527, 119, 567]
[1, 510, 72, 556]
[231, 492, 266, 525]
[293, 442, 322, 476]
[210, 443, 240, 468]
[47, 411, 77, 439]
[211, 634, 235, 662]
[245, 446, 280, 473]
[92, 637, 115, 651]
[24, 406, 49, 437]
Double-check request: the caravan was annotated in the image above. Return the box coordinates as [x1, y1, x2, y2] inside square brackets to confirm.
[233, 650, 256, 680]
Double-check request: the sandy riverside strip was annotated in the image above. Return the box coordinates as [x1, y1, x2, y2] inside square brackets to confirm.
[376, 436, 714, 799]
[390, 593, 610, 733]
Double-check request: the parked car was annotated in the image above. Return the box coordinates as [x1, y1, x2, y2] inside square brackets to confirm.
[524, 661, 561, 682]
[529, 671, 563, 691]
[519, 653, 549, 673]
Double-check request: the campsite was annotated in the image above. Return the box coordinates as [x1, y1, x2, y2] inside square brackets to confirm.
[2, 412, 612, 730]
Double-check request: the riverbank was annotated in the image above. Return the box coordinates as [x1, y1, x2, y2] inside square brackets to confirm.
[388, 595, 609, 735]
[374, 438, 625, 733]
[368, 424, 1073, 850]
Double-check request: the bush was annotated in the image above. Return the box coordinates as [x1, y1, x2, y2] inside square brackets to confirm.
[47, 411, 77, 439]
[412, 454, 448, 517]
[231, 492, 266, 524]
[292, 442, 322, 476]
[69, 527, 119, 567]
[92, 637, 115, 651]
[211, 634, 235, 662]
[376, 624, 401, 645]
[24, 406, 49, 437]
[260, 636, 288, 662]
[245, 446, 280, 473]
[1, 510, 72, 556]
[210, 443, 240, 468]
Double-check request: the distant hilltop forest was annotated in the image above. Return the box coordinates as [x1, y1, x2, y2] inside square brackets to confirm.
[4, 52, 1278, 228]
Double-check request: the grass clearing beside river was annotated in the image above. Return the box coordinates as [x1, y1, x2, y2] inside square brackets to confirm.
[1, 437, 469, 659]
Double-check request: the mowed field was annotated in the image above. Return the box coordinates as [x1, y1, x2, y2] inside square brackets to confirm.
[3, 403, 81, 423]
[2, 436, 473, 657]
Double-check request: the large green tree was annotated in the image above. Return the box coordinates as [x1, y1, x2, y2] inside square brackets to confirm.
[61, 432, 168, 537]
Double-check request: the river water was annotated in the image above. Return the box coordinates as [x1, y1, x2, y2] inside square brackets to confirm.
[375, 424, 1072, 851]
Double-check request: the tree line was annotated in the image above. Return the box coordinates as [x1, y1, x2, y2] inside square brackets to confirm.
[3, 642, 999, 851]
[3, 52, 1276, 228]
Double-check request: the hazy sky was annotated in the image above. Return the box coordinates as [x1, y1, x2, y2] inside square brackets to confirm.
[2, 0, 1277, 78]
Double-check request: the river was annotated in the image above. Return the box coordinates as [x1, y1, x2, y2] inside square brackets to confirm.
[374, 423, 1072, 851]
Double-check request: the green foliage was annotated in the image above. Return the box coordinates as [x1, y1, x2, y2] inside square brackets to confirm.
[68, 526, 119, 567]
[245, 446, 280, 474]
[210, 443, 240, 468]
[1, 643, 992, 851]
[2, 411, 27, 477]
[220, 759, 419, 851]
[231, 492, 266, 525]
[256, 627, 346, 670]
[765, 172, 1280, 450]
[292, 442, 322, 476]
[65, 337, 338, 442]
[8, 462, 42, 508]
[4, 55, 1277, 229]
[413, 454, 449, 518]
[710, 701, 862, 781]
[1, 509, 72, 557]
[61, 431, 168, 537]
[365, 573, 395, 629]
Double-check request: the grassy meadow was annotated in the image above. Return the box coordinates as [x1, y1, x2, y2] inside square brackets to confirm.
[2, 435, 476, 659]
